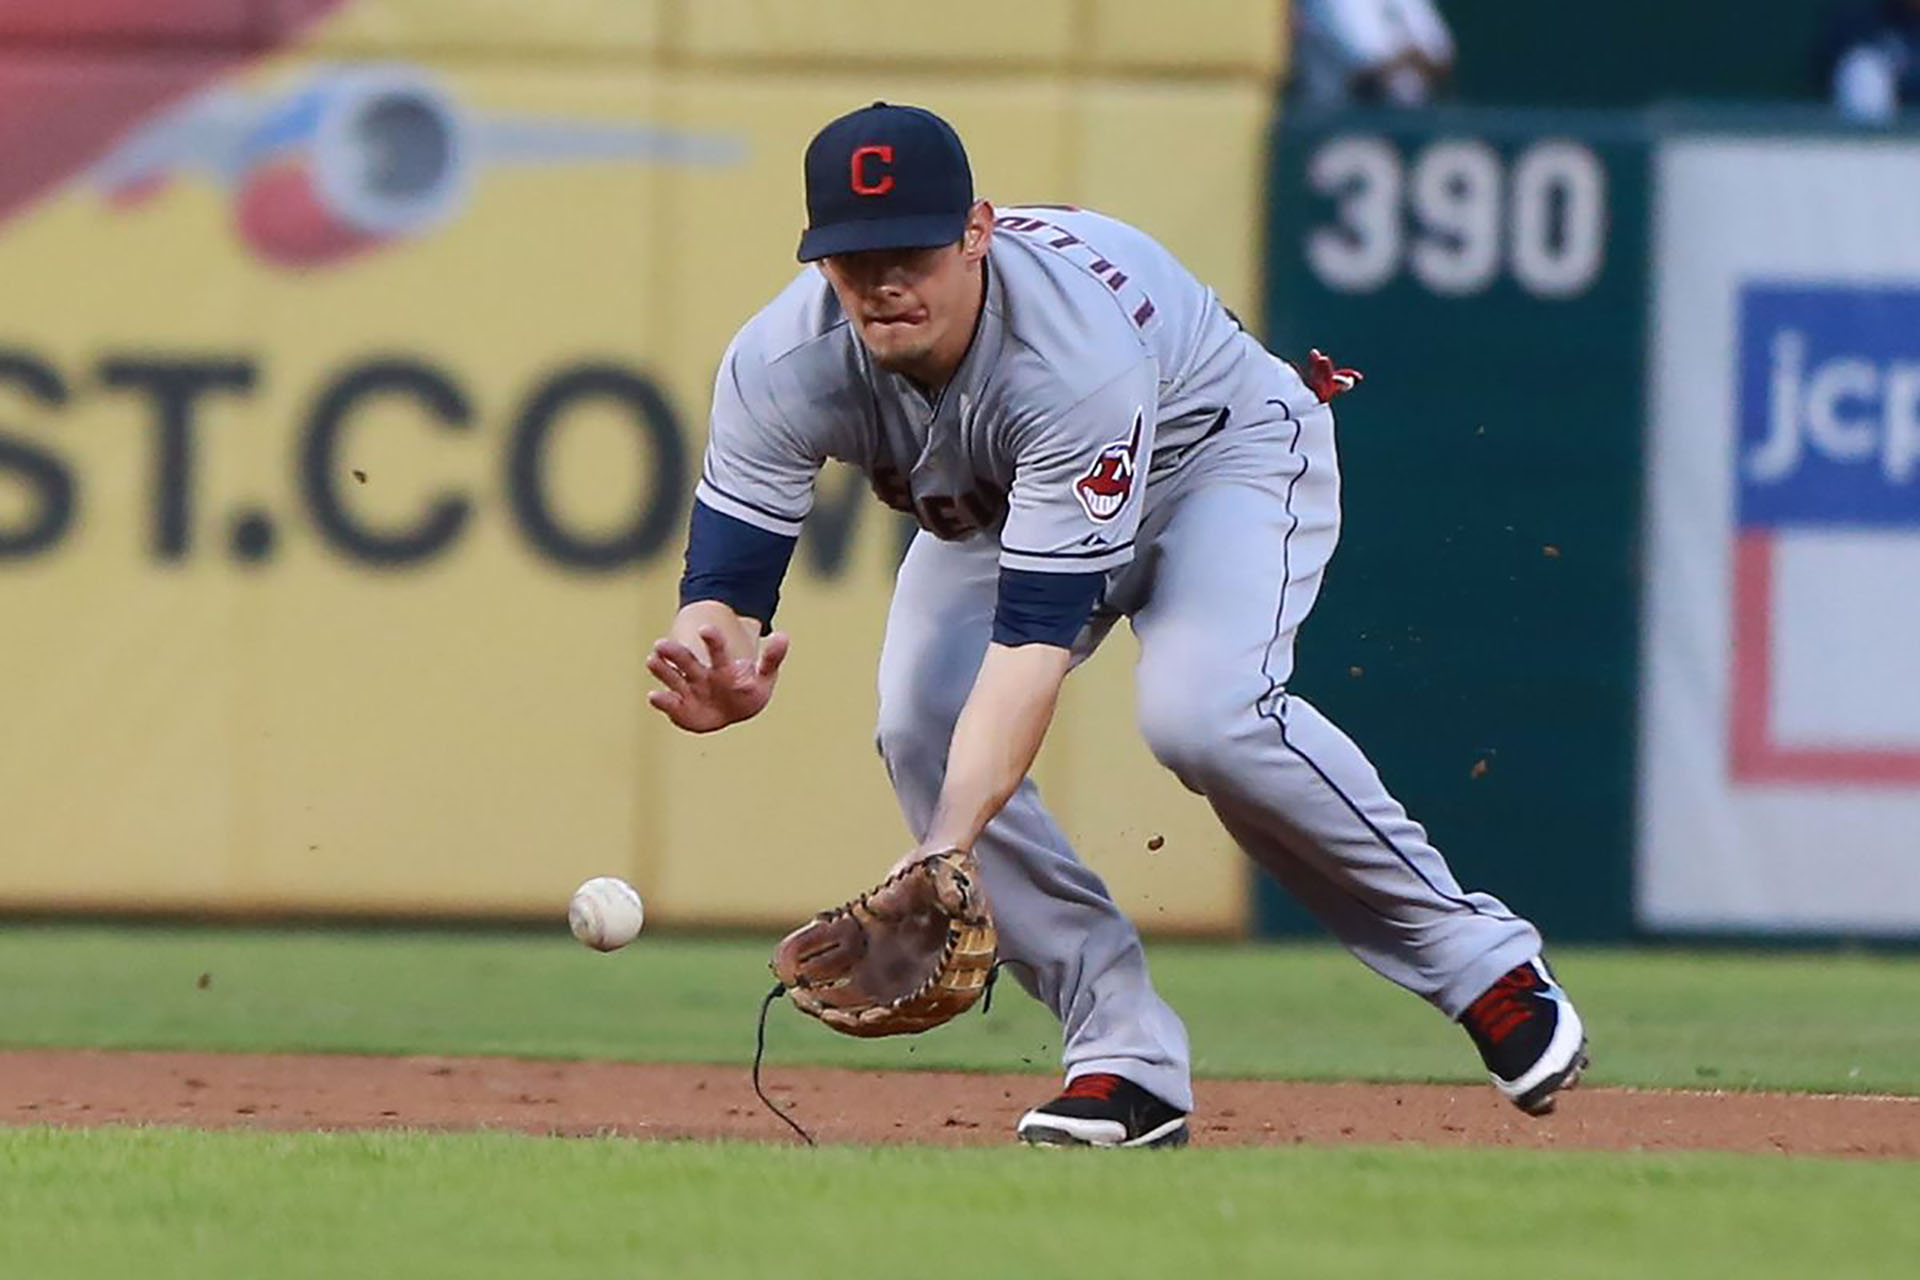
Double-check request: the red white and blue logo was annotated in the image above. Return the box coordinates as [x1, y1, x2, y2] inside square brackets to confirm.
[1731, 285, 1920, 784]
[1072, 409, 1145, 523]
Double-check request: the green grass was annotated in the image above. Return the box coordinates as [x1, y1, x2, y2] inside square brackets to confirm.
[3, 926, 1919, 1094]
[4, 930, 1916, 1278]
[4, 1127, 1918, 1280]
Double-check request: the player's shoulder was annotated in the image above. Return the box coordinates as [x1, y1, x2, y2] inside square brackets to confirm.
[727, 268, 852, 372]
[719, 268, 866, 424]
[988, 205, 1162, 404]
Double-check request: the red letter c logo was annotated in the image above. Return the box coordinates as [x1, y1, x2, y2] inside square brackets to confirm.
[850, 144, 895, 196]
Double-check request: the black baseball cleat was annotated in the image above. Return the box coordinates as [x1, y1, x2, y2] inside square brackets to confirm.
[1016, 1073, 1190, 1148]
[1460, 957, 1590, 1116]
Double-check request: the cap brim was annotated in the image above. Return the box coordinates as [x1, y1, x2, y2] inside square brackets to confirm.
[796, 212, 967, 262]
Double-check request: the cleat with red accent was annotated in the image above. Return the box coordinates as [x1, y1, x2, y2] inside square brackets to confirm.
[1460, 957, 1589, 1116]
[1015, 1073, 1189, 1148]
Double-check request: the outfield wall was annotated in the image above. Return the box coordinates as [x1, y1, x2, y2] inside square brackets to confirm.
[0, 0, 1287, 930]
[1266, 107, 1920, 942]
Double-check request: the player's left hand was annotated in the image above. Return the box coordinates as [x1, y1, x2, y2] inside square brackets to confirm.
[771, 847, 997, 1039]
[646, 625, 790, 733]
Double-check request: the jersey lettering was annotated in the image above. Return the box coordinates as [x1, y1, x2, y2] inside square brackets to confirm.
[870, 456, 1006, 538]
[914, 482, 1007, 540]
[995, 213, 1159, 329]
[869, 458, 915, 513]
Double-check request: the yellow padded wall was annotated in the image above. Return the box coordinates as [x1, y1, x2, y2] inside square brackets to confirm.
[0, 0, 1288, 931]
[1081, 0, 1288, 75]
[311, 0, 669, 57]
[674, 0, 1078, 68]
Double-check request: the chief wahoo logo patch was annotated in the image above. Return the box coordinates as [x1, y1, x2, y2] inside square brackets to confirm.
[1072, 408, 1145, 523]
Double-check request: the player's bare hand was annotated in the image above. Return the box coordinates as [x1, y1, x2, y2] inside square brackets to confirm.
[646, 625, 790, 733]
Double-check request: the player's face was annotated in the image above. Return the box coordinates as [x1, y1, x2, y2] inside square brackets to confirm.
[820, 202, 993, 384]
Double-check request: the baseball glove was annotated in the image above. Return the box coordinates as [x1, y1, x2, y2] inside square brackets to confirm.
[770, 847, 997, 1038]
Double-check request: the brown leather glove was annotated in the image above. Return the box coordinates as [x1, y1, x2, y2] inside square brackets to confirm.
[770, 848, 997, 1038]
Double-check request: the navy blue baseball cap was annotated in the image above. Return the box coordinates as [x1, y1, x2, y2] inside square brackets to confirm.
[797, 102, 974, 262]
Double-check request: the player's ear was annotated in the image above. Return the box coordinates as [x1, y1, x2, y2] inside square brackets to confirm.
[961, 200, 994, 261]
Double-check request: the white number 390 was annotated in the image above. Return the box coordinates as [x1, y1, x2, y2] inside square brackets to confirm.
[1305, 136, 1606, 300]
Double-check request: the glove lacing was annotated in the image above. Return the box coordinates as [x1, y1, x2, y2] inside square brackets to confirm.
[749, 959, 1030, 1146]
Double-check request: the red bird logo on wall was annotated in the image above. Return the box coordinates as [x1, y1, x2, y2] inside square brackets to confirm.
[0, 0, 744, 269]
[91, 66, 743, 268]
[0, 0, 348, 229]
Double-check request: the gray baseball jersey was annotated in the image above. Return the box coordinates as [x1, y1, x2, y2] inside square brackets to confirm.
[695, 205, 1278, 575]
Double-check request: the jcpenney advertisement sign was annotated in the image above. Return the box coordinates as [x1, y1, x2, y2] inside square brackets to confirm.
[1639, 140, 1920, 934]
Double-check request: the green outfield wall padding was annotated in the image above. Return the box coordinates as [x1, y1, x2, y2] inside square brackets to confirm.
[1440, 0, 1837, 109]
[1259, 109, 1651, 941]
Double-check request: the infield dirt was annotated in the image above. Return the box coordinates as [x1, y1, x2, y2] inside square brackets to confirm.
[5, 1049, 1918, 1158]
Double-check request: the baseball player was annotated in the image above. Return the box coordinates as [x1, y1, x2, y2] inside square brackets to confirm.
[647, 103, 1588, 1147]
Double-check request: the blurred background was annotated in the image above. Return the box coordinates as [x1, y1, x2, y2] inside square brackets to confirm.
[0, 0, 1914, 945]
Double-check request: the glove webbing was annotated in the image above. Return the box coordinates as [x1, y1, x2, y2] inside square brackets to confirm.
[749, 961, 1027, 1145]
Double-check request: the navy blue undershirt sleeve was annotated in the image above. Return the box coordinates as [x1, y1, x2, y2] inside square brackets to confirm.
[992, 567, 1104, 649]
[678, 499, 798, 630]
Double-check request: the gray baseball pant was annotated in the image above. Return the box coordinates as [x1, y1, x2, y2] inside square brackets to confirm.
[874, 368, 1542, 1113]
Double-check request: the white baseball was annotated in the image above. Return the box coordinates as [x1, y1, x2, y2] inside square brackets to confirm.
[568, 876, 645, 952]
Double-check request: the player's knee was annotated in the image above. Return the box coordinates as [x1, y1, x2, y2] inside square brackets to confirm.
[1137, 677, 1251, 788]
[874, 686, 962, 777]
